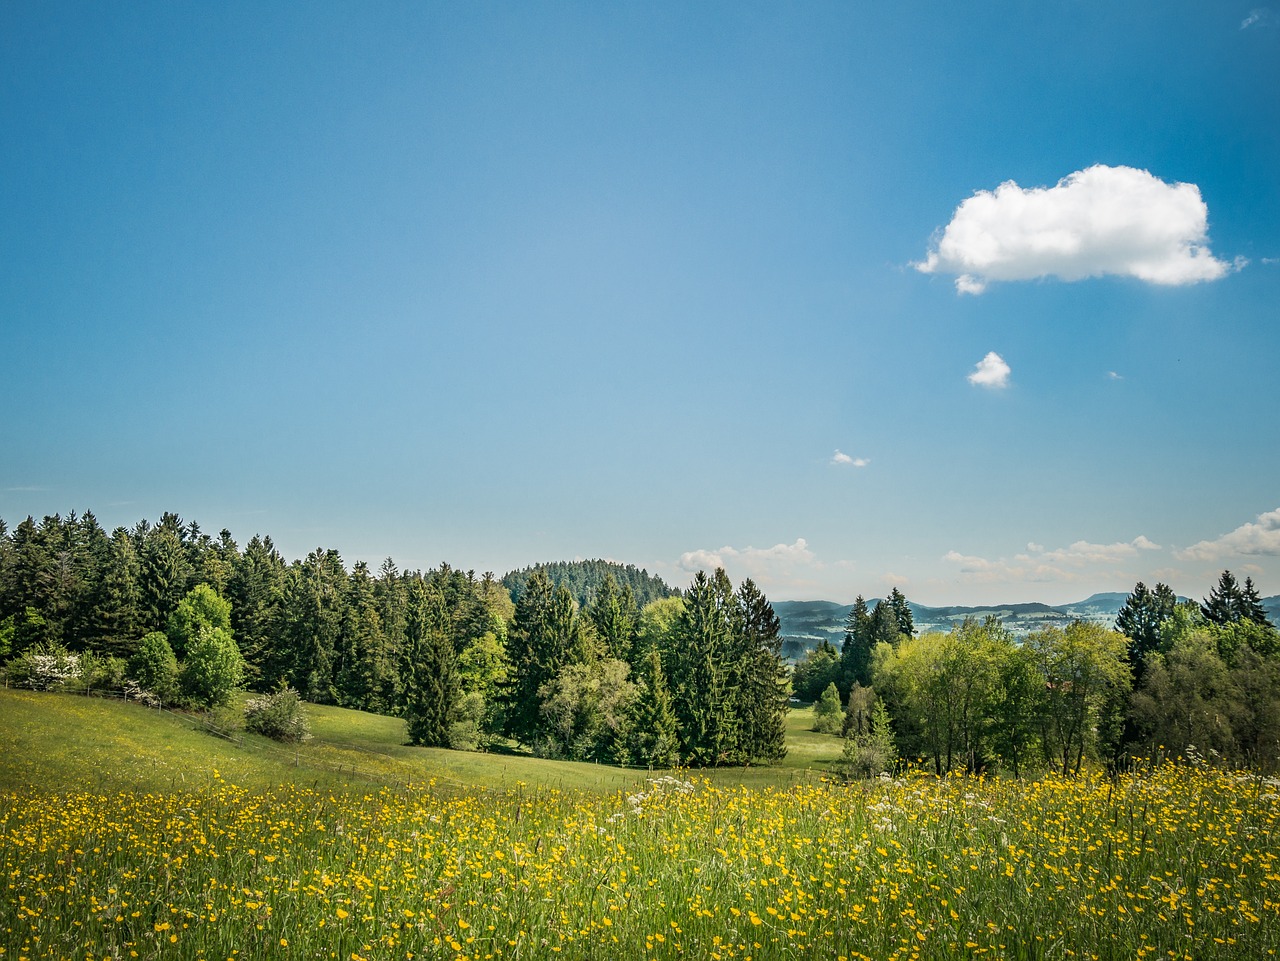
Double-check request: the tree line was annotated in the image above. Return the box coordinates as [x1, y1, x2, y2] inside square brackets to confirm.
[0, 510, 788, 767]
[795, 572, 1280, 775]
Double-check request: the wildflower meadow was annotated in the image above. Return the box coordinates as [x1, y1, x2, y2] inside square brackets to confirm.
[2, 762, 1277, 961]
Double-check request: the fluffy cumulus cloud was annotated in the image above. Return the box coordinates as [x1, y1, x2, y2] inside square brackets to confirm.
[831, 450, 870, 468]
[943, 535, 1162, 585]
[1175, 508, 1280, 561]
[916, 165, 1234, 294]
[968, 351, 1011, 388]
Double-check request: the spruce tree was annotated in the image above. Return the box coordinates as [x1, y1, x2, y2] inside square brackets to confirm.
[840, 595, 873, 695]
[402, 580, 458, 747]
[734, 577, 788, 762]
[1116, 581, 1178, 681]
[90, 529, 143, 657]
[888, 587, 915, 638]
[504, 570, 583, 745]
[1241, 577, 1274, 628]
[670, 569, 739, 765]
[1202, 570, 1246, 626]
[628, 647, 680, 767]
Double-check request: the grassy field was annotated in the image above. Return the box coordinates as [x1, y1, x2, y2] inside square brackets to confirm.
[0, 688, 845, 795]
[2, 689, 1278, 960]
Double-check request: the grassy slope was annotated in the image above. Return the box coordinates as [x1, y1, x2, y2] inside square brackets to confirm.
[0, 688, 845, 795]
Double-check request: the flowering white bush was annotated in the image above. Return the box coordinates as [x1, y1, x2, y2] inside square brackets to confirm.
[8, 644, 81, 691]
[244, 686, 311, 742]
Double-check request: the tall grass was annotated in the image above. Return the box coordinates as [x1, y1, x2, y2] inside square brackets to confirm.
[2, 763, 1277, 960]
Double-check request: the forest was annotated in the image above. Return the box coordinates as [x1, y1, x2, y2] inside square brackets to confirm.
[0, 510, 786, 767]
[2, 508, 1278, 774]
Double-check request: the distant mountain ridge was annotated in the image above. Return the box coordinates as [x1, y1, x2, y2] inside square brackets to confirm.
[772, 591, 1278, 659]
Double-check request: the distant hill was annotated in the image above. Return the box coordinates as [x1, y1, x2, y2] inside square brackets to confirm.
[501, 560, 677, 609]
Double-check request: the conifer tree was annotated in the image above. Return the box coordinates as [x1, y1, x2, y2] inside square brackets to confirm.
[1242, 577, 1274, 628]
[504, 570, 584, 745]
[402, 580, 458, 747]
[840, 595, 873, 695]
[628, 647, 680, 767]
[90, 528, 143, 657]
[888, 587, 915, 639]
[671, 569, 739, 765]
[138, 525, 192, 635]
[1202, 570, 1247, 626]
[228, 535, 286, 686]
[733, 578, 788, 761]
[1116, 581, 1178, 681]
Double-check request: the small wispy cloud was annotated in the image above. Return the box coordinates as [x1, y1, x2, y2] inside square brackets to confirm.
[1241, 7, 1274, 29]
[1107, 370, 1123, 380]
[916, 165, 1234, 294]
[831, 450, 870, 468]
[4, 486, 47, 492]
[968, 351, 1011, 389]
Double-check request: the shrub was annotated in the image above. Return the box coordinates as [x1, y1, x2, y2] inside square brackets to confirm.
[6, 641, 81, 691]
[128, 632, 179, 701]
[179, 625, 244, 708]
[244, 686, 311, 743]
[812, 682, 844, 735]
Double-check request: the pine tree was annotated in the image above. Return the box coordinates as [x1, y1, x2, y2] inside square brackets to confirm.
[402, 580, 458, 747]
[870, 600, 901, 646]
[138, 525, 193, 635]
[671, 569, 739, 765]
[228, 535, 286, 687]
[1241, 577, 1274, 628]
[89, 528, 143, 657]
[1202, 571, 1246, 626]
[733, 578, 788, 762]
[504, 570, 584, 745]
[281, 549, 345, 703]
[628, 647, 680, 767]
[587, 573, 638, 662]
[840, 595, 873, 695]
[1116, 581, 1178, 681]
[888, 587, 915, 638]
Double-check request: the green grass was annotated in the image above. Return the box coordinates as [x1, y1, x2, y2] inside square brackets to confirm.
[0, 688, 845, 795]
[2, 689, 1277, 960]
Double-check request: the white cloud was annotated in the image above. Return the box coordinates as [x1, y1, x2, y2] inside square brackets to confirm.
[1175, 508, 1280, 561]
[1107, 370, 1123, 380]
[1241, 8, 1274, 29]
[678, 538, 820, 590]
[945, 534, 1162, 585]
[831, 450, 869, 468]
[968, 351, 1011, 388]
[916, 165, 1233, 294]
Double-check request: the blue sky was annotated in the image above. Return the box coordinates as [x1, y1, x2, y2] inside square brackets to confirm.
[3, 1, 1278, 605]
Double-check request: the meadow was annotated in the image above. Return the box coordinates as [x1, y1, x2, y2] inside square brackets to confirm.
[1, 690, 1278, 960]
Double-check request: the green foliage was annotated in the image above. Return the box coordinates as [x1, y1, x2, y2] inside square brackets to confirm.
[627, 648, 680, 768]
[244, 685, 311, 743]
[835, 698, 898, 779]
[537, 658, 637, 762]
[839, 595, 873, 695]
[179, 625, 244, 708]
[1026, 621, 1130, 776]
[167, 583, 233, 657]
[812, 682, 844, 734]
[5, 640, 81, 691]
[128, 631, 179, 700]
[504, 570, 587, 745]
[792, 640, 841, 703]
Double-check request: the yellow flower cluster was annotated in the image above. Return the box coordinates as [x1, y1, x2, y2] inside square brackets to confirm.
[0, 764, 1276, 959]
